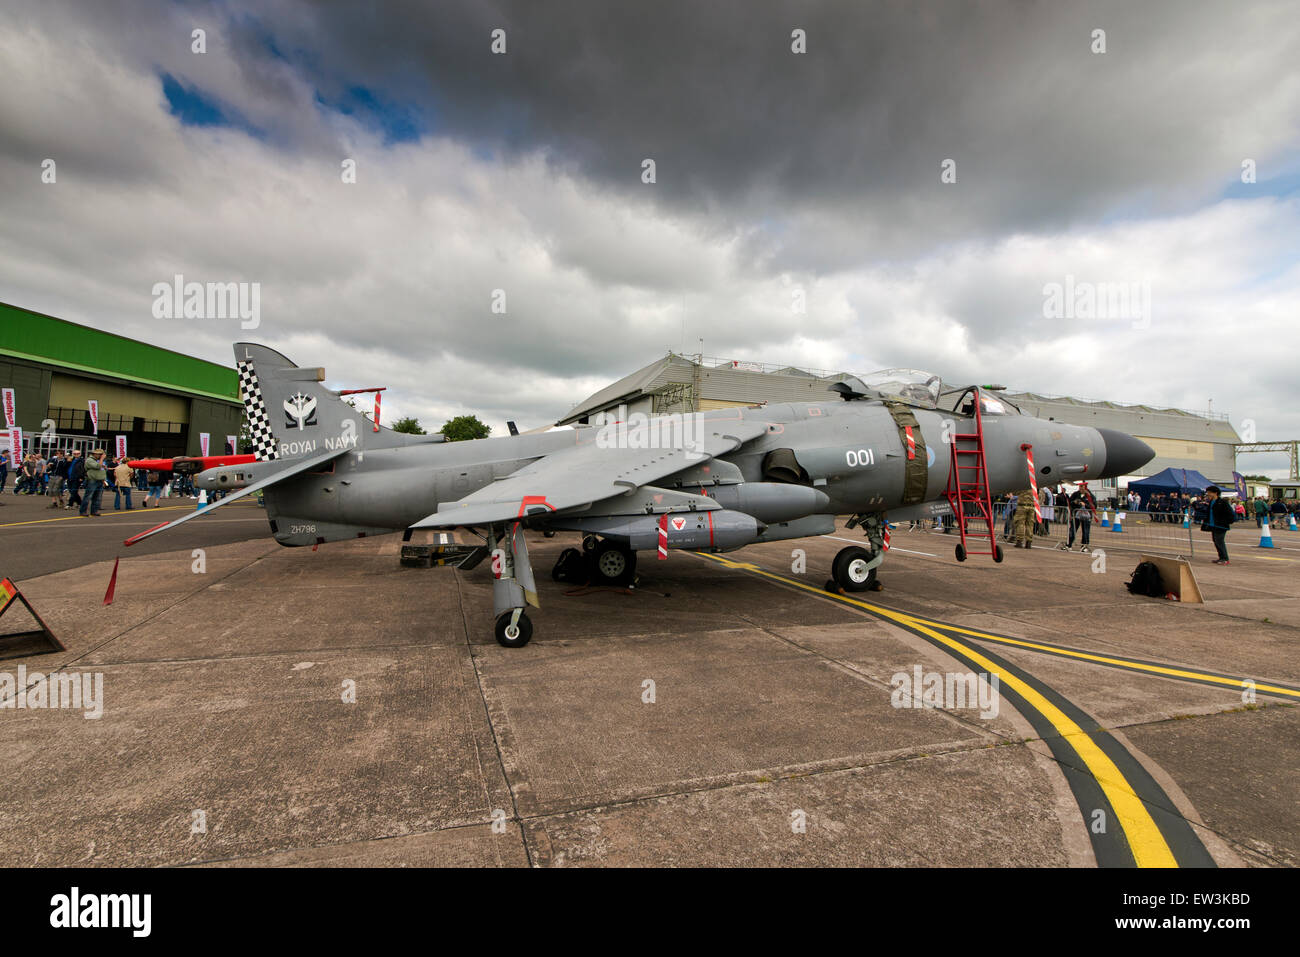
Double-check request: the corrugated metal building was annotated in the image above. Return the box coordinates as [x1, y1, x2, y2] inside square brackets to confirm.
[559, 353, 1241, 484]
[558, 353, 856, 424]
[1000, 392, 1240, 480]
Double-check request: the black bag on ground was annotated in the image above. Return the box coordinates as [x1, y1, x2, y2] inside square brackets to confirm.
[551, 547, 590, 584]
[1126, 561, 1165, 598]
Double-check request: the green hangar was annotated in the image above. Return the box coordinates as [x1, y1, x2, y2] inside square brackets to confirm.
[0, 301, 242, 460]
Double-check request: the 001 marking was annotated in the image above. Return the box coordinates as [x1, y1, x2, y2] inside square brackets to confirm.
[845, 448, 876, 467]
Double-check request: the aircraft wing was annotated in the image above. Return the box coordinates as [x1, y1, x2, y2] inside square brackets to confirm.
[123, 447, 347, 547]
[414, 418, 769, 528]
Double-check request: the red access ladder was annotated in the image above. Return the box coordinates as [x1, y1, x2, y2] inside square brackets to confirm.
[945, 387, 1001, 561]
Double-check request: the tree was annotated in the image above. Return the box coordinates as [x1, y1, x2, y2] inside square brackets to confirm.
[440, 414, 491, 442]
[391, 416, 427, 435]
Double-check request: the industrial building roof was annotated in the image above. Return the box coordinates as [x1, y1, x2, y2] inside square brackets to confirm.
[0, 301, 239, 403]
[560, 352, 1231, 429]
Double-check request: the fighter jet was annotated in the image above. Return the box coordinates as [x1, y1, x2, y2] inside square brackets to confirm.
[125, 344, 1155, 647]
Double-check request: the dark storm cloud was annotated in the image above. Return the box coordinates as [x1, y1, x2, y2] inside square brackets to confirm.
[232, 0, 1298, 266]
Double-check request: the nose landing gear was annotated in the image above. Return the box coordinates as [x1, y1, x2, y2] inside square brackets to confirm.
[495, 608, 533, 648]
[830, 545, 881, 592]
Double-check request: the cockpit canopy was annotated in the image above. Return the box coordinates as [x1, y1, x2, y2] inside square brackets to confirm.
[830, 369, 944, 409]
[831, 369, 1021, 416]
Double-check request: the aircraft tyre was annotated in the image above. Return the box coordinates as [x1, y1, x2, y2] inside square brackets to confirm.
[495, 611, 533, 648]
[955, 543, 967, 562]
[832, 546, 877, 592]
[993, 544, 1005, 563]
[592, 540, 637, 586]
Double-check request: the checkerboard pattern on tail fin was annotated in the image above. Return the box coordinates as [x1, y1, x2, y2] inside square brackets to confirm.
[237, 359, 279, 462]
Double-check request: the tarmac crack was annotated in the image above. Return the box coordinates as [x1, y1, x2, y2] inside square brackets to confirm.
[454, 570, 535, 868]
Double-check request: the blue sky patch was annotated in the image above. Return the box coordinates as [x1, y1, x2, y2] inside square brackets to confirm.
[314, 84, 429, 144]
[160, 73, 263, 137]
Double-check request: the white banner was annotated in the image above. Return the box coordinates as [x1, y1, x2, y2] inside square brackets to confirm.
[226, 434, 237, 455]
[199, 433, 210, 457]
[9, 427, 22, 454]
[116, 435, 128, 460]
[1, 388, 14, 428]
[88, 400, 99, 435]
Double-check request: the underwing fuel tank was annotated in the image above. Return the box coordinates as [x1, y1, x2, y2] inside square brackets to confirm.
[560, 509, 763, 552]
[700, 482, 831, 523]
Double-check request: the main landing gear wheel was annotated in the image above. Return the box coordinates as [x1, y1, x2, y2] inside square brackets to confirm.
[993, 544, 1005, 563]
[592, 540, 637, 586]
[832, 546, 877, 593]
[495, 611, 533, 648]
[955, 543, 967, 562]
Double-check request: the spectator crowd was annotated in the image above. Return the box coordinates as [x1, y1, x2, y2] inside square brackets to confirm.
[0, 448, 205, 516]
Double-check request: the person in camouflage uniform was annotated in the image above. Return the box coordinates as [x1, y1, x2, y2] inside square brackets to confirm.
[1012, 488, 1037, 549]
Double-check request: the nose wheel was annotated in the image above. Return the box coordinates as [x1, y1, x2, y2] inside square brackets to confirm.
[495, 610, 533, 648]
[831, 546, 878, 592]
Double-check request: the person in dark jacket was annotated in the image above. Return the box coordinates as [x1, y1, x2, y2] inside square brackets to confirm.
[47, 450, 70, 508]
[66, 450, 86, 510]
[1201, 485, 1235, 564]
[1066, 484, 1096, 551]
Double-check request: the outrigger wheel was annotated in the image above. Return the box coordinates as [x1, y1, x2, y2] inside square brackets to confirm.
[831, 546, 877, 593]
[955, 543, 967, 562]
[993, 545, 1005, 563]
[495, 610, 533, 648]
[592, 540, 637, 586]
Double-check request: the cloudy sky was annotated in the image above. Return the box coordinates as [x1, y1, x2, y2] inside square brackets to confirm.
[1, 0, 1297, 470]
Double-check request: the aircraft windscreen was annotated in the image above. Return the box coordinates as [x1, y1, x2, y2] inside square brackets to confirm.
[942, 387, 1022, 417]
[858, 369, 944, 410]
[979, 393, 1011, 415]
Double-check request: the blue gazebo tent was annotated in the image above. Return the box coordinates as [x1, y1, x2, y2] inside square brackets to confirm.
[1128, 468, 1216, 510]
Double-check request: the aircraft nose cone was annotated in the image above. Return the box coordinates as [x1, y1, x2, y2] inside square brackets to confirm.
[1097, 428, 1155, 479]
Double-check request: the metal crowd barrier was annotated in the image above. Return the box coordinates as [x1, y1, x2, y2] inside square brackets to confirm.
[897, 504, 1205, 558]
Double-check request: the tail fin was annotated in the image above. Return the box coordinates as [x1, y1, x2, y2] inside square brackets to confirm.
[235, 343, 432, 461]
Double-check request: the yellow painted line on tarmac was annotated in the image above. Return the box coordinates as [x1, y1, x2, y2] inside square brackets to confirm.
[692, 550, 1179, 867]
[0, 502, 261, 529]
[0, 506, 191, 528]
[917, 622, 1300, 700]
[893, 613, 1177, 867]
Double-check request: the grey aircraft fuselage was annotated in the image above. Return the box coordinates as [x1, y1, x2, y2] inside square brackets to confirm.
[200, 397, 1141, 549]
